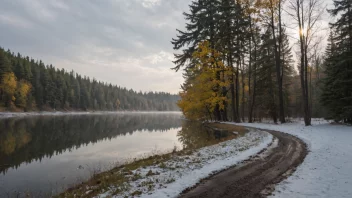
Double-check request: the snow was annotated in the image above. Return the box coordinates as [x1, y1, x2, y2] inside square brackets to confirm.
[234, 119, 352, 198]
[96, 129, 273, 198]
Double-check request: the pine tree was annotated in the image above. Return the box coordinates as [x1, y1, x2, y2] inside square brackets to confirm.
[173, 0, 251, 121]
[255, 28, 278, 122]
[14, 59, 25, 80]
[172, 0, 221, 71]
[173, 0, 226, 120]
[280, 28, 295, 116]
[0, 50, 11, 79]
[321, 0, 352, 123]
[218, 0, 249, 122]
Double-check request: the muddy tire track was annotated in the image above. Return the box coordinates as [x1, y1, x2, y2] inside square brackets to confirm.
[180, 127, 307, 198]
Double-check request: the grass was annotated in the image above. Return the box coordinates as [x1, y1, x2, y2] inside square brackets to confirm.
[130, 190, 142, 196]
[165, 178, 176, 184]
[159, 162, 167, 169]
[56, 123, 248, 198]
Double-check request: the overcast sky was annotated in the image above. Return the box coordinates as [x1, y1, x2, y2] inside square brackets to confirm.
[0, 0, 332, 94]
[0, 0, 191, 93]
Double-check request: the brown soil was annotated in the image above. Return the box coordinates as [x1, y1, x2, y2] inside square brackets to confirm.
[180, 127, 308, 198]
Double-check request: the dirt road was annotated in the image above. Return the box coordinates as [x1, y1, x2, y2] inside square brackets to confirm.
[180, 128, 307, 198]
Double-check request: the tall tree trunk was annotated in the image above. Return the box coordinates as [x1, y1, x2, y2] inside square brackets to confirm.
[304, 43, 311, 125]
[278, 0, 285, 122]
[268, 49, 278, 123]
[236, 58, 240, 122]
[349, 6, 352, 52]
[222, 69, 228, 121]
[210, 20, 221, 121]
[241, 52, 245, 122]
[230, 57, 236, 122]
[231, 75, 236, 121]
[310, 64, 313, 116]
[269, 0, 286, 123]
[296, 0, 311, 126]
[249, 40, 257, 123]
[248, 37, 252, 122]
[249, 20, 257, 123]
[233, 18, 241, 123]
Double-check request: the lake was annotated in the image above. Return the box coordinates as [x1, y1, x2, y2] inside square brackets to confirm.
[0, 112, 183, 197]
[0, 112, 231, 197]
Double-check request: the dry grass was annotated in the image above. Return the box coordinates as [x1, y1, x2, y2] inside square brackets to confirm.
[57, 151, 192, 197]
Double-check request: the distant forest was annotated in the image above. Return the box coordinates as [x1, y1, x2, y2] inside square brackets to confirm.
[0, 48, 179, 112]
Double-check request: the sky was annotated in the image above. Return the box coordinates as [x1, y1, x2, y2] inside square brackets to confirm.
[0, 0, 332, 94]
[0, 0, 190, 94]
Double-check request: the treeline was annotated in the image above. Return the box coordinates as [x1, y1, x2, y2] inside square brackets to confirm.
[174, 0, 352, 125]
[0, 48, 179, 111]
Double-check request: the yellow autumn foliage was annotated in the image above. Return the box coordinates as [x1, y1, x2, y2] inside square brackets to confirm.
[15, 80, 32, 108]
[0, 129, 32, 156]
[0, 132, 16, 155]
[178, 41, 231, 121]
[0, 72, 33, 108]
[0, 72, 17, 103]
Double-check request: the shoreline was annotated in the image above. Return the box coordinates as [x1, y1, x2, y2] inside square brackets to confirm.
[0, 111, 182, 119]
[57, 123, 272, 198]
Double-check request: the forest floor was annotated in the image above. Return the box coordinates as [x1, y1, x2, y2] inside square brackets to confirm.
[58, 124, 273, 198]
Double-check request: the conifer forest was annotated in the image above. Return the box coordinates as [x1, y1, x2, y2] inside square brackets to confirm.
[174, 0, 352, 125]
[0, 48, 179, 112]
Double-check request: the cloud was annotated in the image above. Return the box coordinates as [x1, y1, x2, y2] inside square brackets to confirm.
[49, 0, 70, 11]
[22, 0, 58, 22]
[0, 13, 33, 29]
[141, 0, 162, 8]
[145, 51, 174, 65]
[0, 0, 190, 93]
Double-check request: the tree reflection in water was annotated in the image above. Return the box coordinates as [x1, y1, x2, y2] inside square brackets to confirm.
[0, 113, 182, 174]
[177, 121, 240, 150]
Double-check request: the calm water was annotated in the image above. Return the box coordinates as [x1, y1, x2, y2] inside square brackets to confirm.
[0, 112, 232, 197]
[0, 112, 183, 197]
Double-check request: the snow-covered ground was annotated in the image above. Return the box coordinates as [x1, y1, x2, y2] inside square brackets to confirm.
[235, 119, 352, 198]
[94, 129, 273, 198]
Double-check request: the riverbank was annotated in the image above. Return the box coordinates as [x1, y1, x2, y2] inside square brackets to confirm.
[0, 111, 181, 119]
[57, 123, 273, 198]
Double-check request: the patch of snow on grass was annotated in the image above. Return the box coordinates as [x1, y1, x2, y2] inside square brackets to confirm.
[97, 129, 273, 198]
[234, 120, 352, 198]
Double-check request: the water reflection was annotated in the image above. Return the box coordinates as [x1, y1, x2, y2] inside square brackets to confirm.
[177, 121, 237, 150]
[0, 113, 182, 174]
[0, 113, 241, 197]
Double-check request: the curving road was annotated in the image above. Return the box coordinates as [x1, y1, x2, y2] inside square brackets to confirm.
[180, 128, 307, 198]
